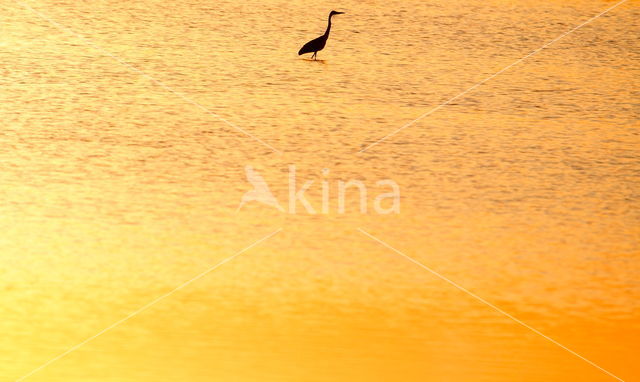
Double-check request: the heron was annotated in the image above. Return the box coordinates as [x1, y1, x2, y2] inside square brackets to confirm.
[298, 10, 345, 60]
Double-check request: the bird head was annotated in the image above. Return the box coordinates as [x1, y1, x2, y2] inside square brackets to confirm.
[330, 10, 345, 16]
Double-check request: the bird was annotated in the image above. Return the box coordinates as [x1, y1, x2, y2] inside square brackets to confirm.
[298, 10, 345, 60]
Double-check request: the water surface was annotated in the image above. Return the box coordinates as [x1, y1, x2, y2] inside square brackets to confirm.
[1, 0, 639, 381]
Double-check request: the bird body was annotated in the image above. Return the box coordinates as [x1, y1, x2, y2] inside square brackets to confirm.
[298, 35, 328, 57]
[298, 10, 344, 60]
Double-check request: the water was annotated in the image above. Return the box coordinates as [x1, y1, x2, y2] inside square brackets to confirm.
[1, 0, 639, 380]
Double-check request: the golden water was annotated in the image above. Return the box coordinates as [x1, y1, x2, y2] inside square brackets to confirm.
[1, 0, 639, 380]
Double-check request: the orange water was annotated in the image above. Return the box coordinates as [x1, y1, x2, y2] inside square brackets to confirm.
[1, 0, 639, 381]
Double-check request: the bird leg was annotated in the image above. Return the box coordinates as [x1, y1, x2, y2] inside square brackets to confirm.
[312, 52, 317, 60]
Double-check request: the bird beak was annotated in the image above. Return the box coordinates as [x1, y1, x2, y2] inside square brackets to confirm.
[336, 11, 345, 14]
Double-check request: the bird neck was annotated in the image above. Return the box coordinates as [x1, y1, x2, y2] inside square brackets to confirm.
[324, 14, 333, 37]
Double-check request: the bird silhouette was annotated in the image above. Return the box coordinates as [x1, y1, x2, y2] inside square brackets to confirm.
[298, 10, 345, 60]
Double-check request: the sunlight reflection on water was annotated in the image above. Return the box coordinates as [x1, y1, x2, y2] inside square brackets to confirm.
[1, 0, 639, 380]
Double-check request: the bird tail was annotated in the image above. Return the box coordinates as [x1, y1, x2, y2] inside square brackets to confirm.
[298, 43, 313, 56]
